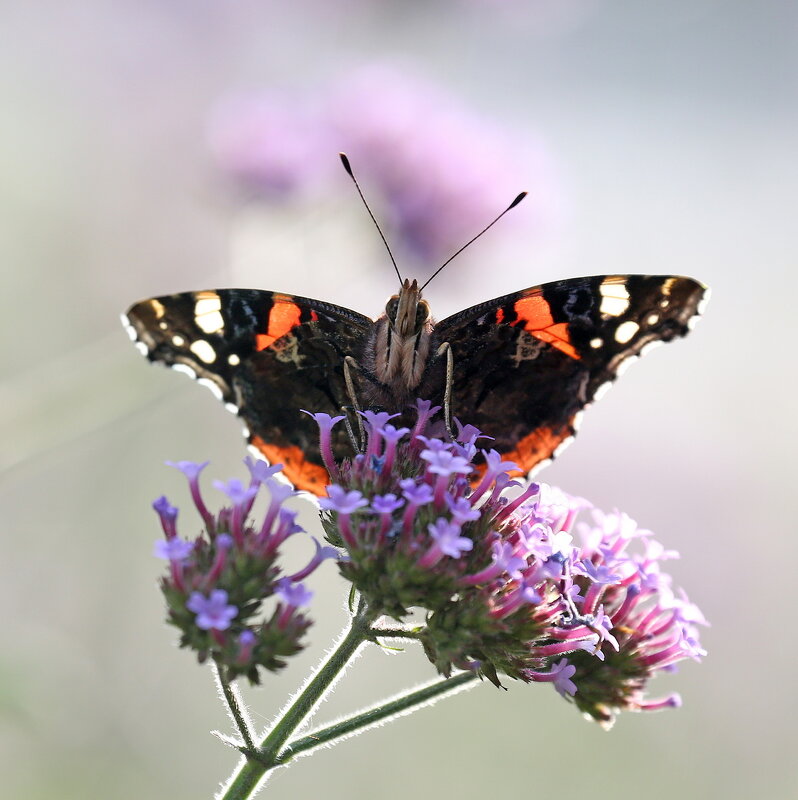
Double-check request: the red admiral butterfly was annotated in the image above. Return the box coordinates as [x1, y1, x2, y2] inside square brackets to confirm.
[123, 272, 707, 495]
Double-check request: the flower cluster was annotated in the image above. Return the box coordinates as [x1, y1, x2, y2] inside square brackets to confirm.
[208, 65, 554, 263]
[310, 402, 707, 725]
[152, 459, 336, 683]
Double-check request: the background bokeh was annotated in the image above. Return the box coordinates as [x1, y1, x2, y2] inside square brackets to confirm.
[2, 2, 796, 798]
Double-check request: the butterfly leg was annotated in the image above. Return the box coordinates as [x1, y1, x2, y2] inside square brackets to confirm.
[436, 342, 454, 440]
[343, 355, 366, 450]
[340, 410, 362, 453]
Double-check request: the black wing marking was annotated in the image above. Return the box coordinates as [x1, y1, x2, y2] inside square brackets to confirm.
[124, 288, 373, 491]
[433, 274, 707, 474]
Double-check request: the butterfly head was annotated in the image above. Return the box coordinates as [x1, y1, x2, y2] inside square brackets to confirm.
[374, 278, 433, 395]
[386, 278, 430, 338]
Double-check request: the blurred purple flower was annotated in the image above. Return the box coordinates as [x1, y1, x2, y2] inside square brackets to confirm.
[154, 537, 194, 562]
[208, 93, 332, 197]
[187, 589, 238, 631]
[209, 64, 557, 263]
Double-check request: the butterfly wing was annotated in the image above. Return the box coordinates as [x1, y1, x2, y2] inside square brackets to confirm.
[123, 289, 373, 494]
[433, 274, 707, 476]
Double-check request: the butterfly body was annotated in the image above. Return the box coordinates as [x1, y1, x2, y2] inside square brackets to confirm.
[123, 274, 707, 495]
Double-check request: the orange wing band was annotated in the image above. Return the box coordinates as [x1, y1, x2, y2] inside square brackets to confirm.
[513, 296, 580, 360]
[256, 301, 303, 351]
[470, 423, 574, 485]
[250, 436, 330, 496]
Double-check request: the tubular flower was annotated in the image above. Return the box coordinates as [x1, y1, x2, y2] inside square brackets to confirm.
[152, 461, 337, 682]
[312, 402, 706, 723]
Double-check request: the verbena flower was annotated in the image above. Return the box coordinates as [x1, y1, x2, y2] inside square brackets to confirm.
[312, 402, 707, 726]
[208, 65, 555, 263]
[152, 459, 337, 682]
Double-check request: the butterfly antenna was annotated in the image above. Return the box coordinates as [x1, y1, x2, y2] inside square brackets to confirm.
[339, 153, 403, 285]
[419, 191, 527, 291]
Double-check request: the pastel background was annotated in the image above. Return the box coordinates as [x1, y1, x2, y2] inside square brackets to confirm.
[2, 2, 795, 799]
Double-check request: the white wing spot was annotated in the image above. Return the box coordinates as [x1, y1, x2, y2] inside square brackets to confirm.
[134, 341, 148, 356]
[172, 363, 197, 379]
[615, 355, 639, 377]
[529, 458, 552, 478]
[552, 436, 574, 459]
[614, 320, 640, 344]
[590, 337, 603, 349]
[149, 299, 166, 318]
[172, 334, 186, 347]
[189, 339, 217, 364]
[194, 292, 225, 334]
[593, 381, 612, 401]
[599, 279, 630, 317]
[228, 353, 241, 366]
[225, 402, 239, 414]
[640, 340, 664, 356]
[646, 313, 660, 325]
[197, 377, 223, 401]
[159, 321, 168, 330]
[120, 314, 137, 341]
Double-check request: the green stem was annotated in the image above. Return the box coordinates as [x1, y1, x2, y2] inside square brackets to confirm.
[219, 607, 371, 800]
[368, 626, 422, 640]
[277, 671, 479, 763]
[214, 659, 256, 752]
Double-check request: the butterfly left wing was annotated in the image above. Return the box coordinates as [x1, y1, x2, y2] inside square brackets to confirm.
[123, 288, 374, 494]
[433, 274, 707, 476]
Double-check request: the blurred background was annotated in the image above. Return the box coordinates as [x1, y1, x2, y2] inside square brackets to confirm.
[2, 1, 796, 798]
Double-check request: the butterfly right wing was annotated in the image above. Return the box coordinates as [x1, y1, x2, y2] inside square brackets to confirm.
[433, 275, 707, 477]
[123, 288, 374, 494]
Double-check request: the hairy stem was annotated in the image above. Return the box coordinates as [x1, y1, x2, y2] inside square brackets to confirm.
[214, 659, 256, 752]
[277, 671, 479, 763]
[218, 605, 371, 800]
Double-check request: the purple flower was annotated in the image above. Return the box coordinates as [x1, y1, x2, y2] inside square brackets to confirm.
[152, 496, 178, 538]
[380, 424, 410, 473]
[244, 456, 283, 485]
[154, 537, 194, 562]
[310, 398, 705, 723]
[461, 541, 524, 586]
[327, 65, 552, 262]
[166, 460, 212, 524]
[576, 559, 621, 586]
[302, 410, 346, 479]
[399, 479, 434, 506]
[454, 419, 490, 447]
[380, 425, 409, 444]
[151, 461, 315, 681]
[166, 460, 209, 482]
[275, 578, 314, 609]
[551, 659, 578, 697]
[445, 495, 481, 525]
[213, 478, 257, 507]
[420, 449, 472, 478]
[371, 494, 404, 515]
[289, 538, 340, 582]
[525, 659, 578, 697]
[319, 485, 369, 515]
[410, 400, 442, 442]
[186, 589, 238, 631]
[470, 449, 520, 503]
[208, 93, 330, 196]
[417, 518, 473, 568]
[359, 410, 400, 433]
[236, 629, 257, 664]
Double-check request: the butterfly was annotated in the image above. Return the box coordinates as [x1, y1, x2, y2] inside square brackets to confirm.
[123, 272, 707, 495]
